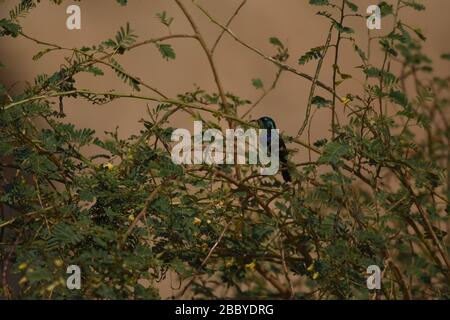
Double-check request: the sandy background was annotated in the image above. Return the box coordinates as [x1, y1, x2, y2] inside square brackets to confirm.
[1, 0, 450, 298]
[1, 0, 450, 140]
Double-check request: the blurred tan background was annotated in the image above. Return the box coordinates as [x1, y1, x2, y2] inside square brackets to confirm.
[1, 0, 450, 141]
[1, 0, 450, 297]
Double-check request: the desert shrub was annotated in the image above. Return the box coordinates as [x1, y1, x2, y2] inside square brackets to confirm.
[1, 0, 449, 299]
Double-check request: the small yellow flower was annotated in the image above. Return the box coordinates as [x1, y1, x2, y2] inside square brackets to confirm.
[128, 214, 135, 222]
[341, 96, 351, 106]
[46, 281, 60, 292]
[245, 261, 256, 272]
[103, 162, 114, 170]
[225, 259, 234, 268]
[193, 217, 202, 226]
[18, 276, 28, 286]
[312, 272, 320, 280]
[18, 263, 28, 271]
[54, 259, 64, 268]
[307, 264, 314, 272]
[217, 200, 225, 209]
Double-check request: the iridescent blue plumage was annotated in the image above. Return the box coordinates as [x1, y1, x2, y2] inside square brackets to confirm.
[255, 117, 291, 182]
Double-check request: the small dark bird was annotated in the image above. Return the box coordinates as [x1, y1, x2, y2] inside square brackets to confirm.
[254, 116, 292, 182]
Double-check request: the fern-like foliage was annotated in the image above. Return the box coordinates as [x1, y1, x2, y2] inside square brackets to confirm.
[47, 223, 86, 250]
[298, 46, 326, 65]
[103, 22, 138, 54]
[9, 0, 36, 21]
[1, 0, 449, 302]
[110, 58, 141, 91]
[156, 43, 176, 61]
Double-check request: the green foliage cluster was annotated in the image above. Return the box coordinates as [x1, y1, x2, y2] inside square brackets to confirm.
[1, 0, 450, 299]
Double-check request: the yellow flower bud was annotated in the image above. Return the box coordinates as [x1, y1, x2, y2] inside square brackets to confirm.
[307, 263, 314, 272]
[128, 214, 135, 222]
[54, 259, 64, 268]
[225, 259, 234, 268]
[46, 281, 60, 292]
[18, 263, 28, 271]
[312, 272, 320, 280]
[217, 200, 225, 209]
[19, 276, 28, 286]
[103, 162, 114, 170]
[245, 261, 256, 272]
[193, 217, 202, 226]
[341, 96, 351, 106]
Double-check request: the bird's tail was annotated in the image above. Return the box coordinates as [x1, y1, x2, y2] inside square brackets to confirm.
[281, 166, 292, 183]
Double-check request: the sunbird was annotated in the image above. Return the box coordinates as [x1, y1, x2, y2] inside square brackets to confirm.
[254, 116, 292, 183]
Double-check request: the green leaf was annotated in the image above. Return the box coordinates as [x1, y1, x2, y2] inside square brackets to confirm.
[269, 37, 284, 48]
[340, 73, 352, 80]
[0, 18, 21, 37]
[364, 67, 382, 77]
[318, 141, 352, 167]
[353, 44, 367, 62]
[9, 0, 36, 21]
[115, 22, 137, 49]
[156, 11, 174, 27]
[309, 0, 329, 5]
[32, 48, 53, 61]
[79, 189, 95, 202]
[86, 66, 105, 77]
[269, 37, 289, 62]
[317, 11, 333, 21]
[345, 0, 358, 12]
[379, 39, 398, 57]
[156, 43, 176, 61]
[110, 58, 141, 91]
[441, 53, 450, 61]
[299, 46, 324, 65]
[402, 1, 425, 11]
[47, 223, 85, 249]
[311, 96, 332, 108]
[413, 28, 426, 41]
[389, 89, 408, 107]
[251, 78, 264, 90]
[116, 0, 128, 5]
[333, 22, 354, 34]
[378, 1, 393, 17]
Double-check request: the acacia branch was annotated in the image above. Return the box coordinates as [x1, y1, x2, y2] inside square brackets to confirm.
[175, 0, 228, 109]
[193, 1, 342, 101]
[211, 0, 247, 54]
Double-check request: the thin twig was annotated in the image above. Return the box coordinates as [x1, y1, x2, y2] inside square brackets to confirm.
[176, 219, 232, 298]
[211, 0, 247, 54]
[175, 0, 228, 109]
[118, 184, 163, 249]
[298, 25, 333, 136]
[193, 2, 342, 101]
[243, 68, 283, 118]
[331, 0, 346, 139]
